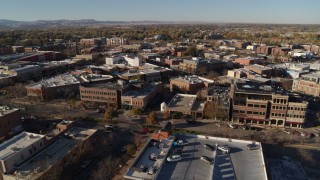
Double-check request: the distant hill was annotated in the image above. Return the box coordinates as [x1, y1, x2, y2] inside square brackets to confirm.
[0, 19, 218, 29]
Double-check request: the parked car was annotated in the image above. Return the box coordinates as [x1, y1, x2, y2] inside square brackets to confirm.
[242, 126, 249, 130]
[204, 144, 215, 151]
[283, 130, 291, 135]
[80, 160, 92, 168]
[228, 124, 236, 129]
[173, 147, 183, 154]
[313, 132, 319, 137]
[218, 145, 230, 154]
[167, 155, 182, 162]
[247, 143, 260, 150]
[175, 140, 189, 146]
[200, 156, 213, 165]
[120, 146, 127, 152]
[141, 128, 150, 134]
[140, 165, 148, 172]
[149, 153, 158, 161]
[148, 166, 157, 175]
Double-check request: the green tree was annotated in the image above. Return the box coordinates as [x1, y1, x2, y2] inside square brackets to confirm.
[146, 112, 158, 125]
[185, 45, 197, 57]
[104, 107, 118, 122]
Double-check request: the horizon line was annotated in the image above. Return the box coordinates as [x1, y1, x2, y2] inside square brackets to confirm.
[1, 18, 320, 25]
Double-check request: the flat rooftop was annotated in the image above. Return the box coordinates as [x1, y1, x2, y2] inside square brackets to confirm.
[81, 81, 128, 90]
[14, 137, 76, 180]
[0, 106, 19, 117]
[0, 132, 44, 161]
[124, 137, 175, 180]
[171, 75, 213, 84]
[26, 73, 80, 89]
[0, 53, 36, 62]
[246, 64, 272, 71]
[167, 94, 197, 112]
[159, 134, 267, 180]
[66, 127, 97, 140]
[301, 72, 320, 79]
[123, 82, 161, 98]
[3, 127, 97, 180]
[125, 134, 267, 180]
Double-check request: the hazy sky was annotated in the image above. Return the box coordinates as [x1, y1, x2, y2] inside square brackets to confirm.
[1, 0, 319, 24]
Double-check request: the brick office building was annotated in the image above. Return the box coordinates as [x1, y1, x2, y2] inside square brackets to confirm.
[231, 83, 308, 128]
[80, 80, 131, 108]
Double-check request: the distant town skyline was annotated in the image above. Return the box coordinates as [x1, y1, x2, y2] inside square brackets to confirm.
[1, 0, 320, 24]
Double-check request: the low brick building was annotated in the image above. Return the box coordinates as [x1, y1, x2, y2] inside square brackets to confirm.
[244, 64, 273, 77]
[26, 73, 80, 100]
[121, 82, 162, 110]
[0, 106, 21, 140]
[292, 72, 320, 97]
[234, 57, 264, 66]
[170, 75, 214, 94]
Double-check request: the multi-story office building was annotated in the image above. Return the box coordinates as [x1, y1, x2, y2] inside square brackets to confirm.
[292, 72, 320, 97]
[80, 80, 131, 108]
[79, 38, 101, 47]
[203, 86, 230, 121]
[177, 58, 200, 74]
[231, 83, 307, 128]
[106, 37, 128, 46]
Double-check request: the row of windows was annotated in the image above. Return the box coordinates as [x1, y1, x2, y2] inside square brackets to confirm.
[132, 101, 143, 105]
[287, 107, 306, 111]
[272, 106, 287, 110]
[271, 113, 286, 117]
[247, 104, 266, 108]
[233, 110, 265, 115]
[273, 99, 287, 104]
[81, 90, 116, 96]
[81, 96, 116, 101]
[271, 113, 305, 118]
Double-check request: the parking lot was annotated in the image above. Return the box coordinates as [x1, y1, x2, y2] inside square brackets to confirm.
[157, 134, 267, 180]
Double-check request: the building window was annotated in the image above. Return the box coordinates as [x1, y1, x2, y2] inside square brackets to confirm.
[248, 104, 253, 107]
[254, 104, 259, 108]
[247, 111, 252, 114]
[261, 105, 266, 108]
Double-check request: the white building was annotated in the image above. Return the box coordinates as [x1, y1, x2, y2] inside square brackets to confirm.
[105, 56, 123, 65]
[0, 132, 45, 174]
[124, 56, 142, 66]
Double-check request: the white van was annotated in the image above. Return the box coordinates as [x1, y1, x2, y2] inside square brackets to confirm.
[166, 155, 181, 162]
